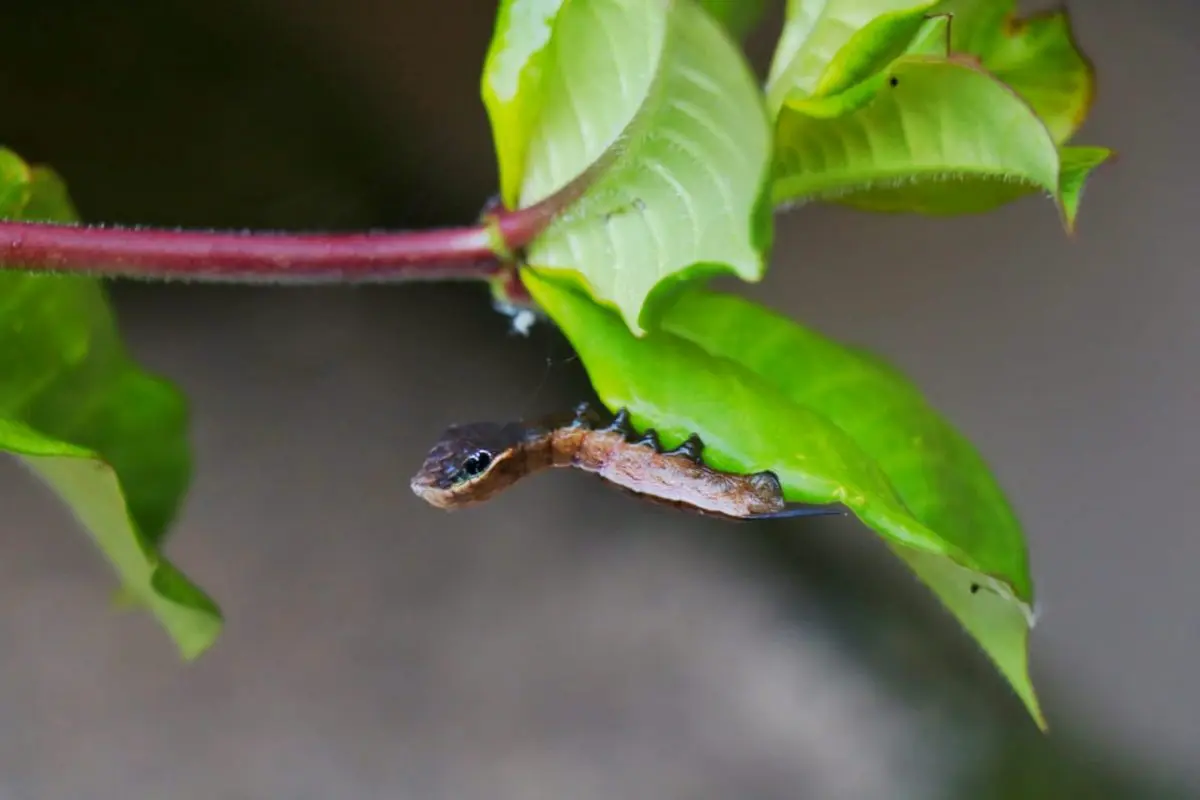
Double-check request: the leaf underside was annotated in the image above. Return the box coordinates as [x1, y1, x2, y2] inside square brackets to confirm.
[485, 0, 774, 335]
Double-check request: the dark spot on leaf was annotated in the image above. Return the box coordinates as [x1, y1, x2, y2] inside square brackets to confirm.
[970, 583, 980, 594]
[889, 76, 899, 87]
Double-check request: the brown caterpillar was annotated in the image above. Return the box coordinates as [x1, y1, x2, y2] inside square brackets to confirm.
[410, 402, 841, 521]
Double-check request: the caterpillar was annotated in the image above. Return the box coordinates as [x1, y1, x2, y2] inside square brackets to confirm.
[410, 402, 841, 522]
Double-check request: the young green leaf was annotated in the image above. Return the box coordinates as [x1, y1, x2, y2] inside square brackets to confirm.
[765, 0, 938, 113]
[485, 0, 773, 335]
[0, 148, 221, 658]
[810, 4, 945, 97]
[935, 0, 1094, 143]
[772, 55, 1106, 228]
[524, 267, 1043, 727]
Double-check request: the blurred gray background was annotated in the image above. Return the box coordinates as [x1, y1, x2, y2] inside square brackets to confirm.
[0, 1, 1196, 798]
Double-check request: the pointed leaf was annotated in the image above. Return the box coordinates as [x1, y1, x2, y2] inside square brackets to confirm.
[1057, 146, 1113, 230]
[661, 289, 1032, 597]
[766, 0, 938, 113]
[659, 287, 1042, 725]
[0, 148, 221, 657]
[895, 547, 1040, 727]
[512, 0, 773, 335]
[524, 267, 1043, 727]
[936, 0, 1095, 143]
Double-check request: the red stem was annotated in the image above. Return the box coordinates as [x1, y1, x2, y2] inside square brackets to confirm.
[0, 221, 504, 282]
[0, 165, 592, 283]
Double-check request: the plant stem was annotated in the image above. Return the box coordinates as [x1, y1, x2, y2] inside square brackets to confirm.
[0, 171, 591, 283]
[0, 111, 615, 284]
[0, 220, 507, 282]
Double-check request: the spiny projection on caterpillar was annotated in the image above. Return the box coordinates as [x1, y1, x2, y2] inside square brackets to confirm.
[410, 402, 843, 522]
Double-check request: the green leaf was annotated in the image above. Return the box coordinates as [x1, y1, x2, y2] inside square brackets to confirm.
[0, 148, 221, 658]
[696, 0, 768, 40]
[524, 268, 939, 553]
[1057, 146, 1113, 231]
[846, 142, 1108, 232]
[765, 1, 1105, 223]
[893, 547, 1040, 727]
[659, 288, 1031, 597]
[765, 0, 938, 113]
[772, 55, 1093, 225]
[526, 269, 1042, 724]
[936, 0, 1095, 143]
[657, 290, 1042, 726]
[481, 0, 570, 208]
[498, 0, 772, 335]
[811, 4, 946, 97]
[523, 268, 1043, 726]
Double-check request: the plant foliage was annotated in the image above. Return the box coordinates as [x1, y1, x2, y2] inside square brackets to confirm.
[0, 0, 1112, 726]
[0, 149, 221, 657]
[491, 0, 1109, 727]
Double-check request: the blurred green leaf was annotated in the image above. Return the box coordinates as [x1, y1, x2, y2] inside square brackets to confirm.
[485, 0, 772, 335]
[772, 55, 1108, 229]
[697, 0, 768, 40]
[935, 0, 1095, 143]
[523, 268, 1042, 726]
[766, 0, 938, 113]
[0, 147, 221, 658]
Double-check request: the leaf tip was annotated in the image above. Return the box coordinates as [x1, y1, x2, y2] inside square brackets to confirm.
[1021, 674, 1050, 733]
[1056, 146, 1116, 234]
